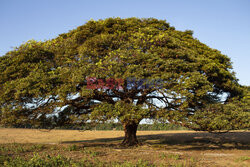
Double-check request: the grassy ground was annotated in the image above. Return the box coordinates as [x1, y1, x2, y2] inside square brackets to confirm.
[0, 128, 249, 166]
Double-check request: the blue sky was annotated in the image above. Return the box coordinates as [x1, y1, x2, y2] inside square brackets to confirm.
[0, 0, 249, 85]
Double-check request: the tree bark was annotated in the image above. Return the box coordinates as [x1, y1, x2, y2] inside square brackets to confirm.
[121, 121, 139, 146]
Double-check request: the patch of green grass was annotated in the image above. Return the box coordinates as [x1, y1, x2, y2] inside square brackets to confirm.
[168, 154, 181, 160]
[112, 159, 155, 167]
[160, 153, 167, 159]
[3, 153, 72, 167]
[169, 161, 188, 167]
[13, 145, 27, 153]
[50, 145, 58, 151]
[189, 156, 196, 163]
[2, 153, 155, 167]
[136, 159, 155, 167]
[0, 144, 28, 153]
[0, 146, 8, 152]
[0, 155, 10, 166]
[30, 144, 45, 151]
[235, 156, 250, 162]
[83, 148, 102, 157]
[0, 144, 47, 154]
[67, 144, 79, 151]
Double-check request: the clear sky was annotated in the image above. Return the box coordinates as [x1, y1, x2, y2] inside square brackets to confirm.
[0, 0, 249, 85]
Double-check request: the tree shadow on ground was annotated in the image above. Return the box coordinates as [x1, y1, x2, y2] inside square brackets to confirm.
[61, 131, 250, 150]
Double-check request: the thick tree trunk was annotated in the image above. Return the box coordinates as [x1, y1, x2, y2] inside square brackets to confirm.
[121, 122, 139, 146]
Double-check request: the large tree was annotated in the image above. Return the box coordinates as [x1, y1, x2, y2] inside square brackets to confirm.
[0, 18, 248, 146]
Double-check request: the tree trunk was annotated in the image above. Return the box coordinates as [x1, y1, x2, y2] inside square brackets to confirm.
[122, 122, 139, 146]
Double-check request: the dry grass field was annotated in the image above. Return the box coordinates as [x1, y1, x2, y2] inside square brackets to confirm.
[0, 128, 200, 144]
[0, 128, 249, 166]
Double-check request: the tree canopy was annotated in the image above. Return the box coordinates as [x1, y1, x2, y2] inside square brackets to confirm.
[0, 18, 249, 146]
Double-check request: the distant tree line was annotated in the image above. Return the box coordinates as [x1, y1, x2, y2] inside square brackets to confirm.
[1, 122, 189, 131]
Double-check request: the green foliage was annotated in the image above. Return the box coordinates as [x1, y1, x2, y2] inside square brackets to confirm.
[183, 86, 249, 132]
[0, 17, 248, 137]
[189, 102, 250, 132]
[90, 101, 150, 125]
